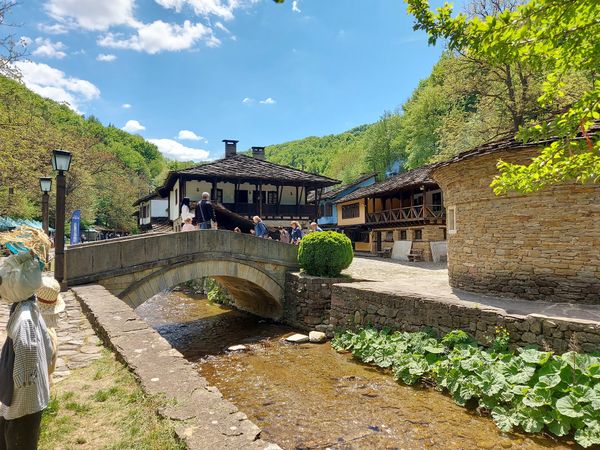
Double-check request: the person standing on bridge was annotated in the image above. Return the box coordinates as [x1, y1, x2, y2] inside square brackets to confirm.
[195, 192, 216, 230]
[253, 216, 269, 238]
[290, 221, 303, 245]
[180, 197, 191, 220]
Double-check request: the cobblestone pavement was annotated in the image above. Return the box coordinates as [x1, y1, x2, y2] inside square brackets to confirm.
[0, 290, 102, 383]
[343, 257, 600, 323]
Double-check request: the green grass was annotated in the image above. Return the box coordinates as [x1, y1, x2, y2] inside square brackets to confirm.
[40, 349, 184, 450]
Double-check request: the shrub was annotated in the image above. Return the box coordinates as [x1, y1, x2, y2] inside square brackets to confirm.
[298, 231, 353, 277]
[332, 327, 600, 448]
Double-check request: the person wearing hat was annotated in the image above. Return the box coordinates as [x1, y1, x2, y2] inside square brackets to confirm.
[36, 277, 65, 378]
[0, 251, 53, 450]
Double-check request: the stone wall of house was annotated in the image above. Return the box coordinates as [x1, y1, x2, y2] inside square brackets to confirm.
[282, 272, 349, 335]
[329, 283, 600, 353]
[432, 148, 600, 304]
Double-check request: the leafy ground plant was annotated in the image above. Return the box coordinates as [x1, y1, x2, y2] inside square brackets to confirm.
[332, 327, 600, 447]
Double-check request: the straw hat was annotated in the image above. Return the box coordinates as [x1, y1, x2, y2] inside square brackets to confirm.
[36, 276, 65, 314]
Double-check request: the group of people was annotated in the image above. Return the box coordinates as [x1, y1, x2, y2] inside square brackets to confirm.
[179, 193, 324, 244]
[181, 193, 216, 231]
[0, 250, 64, 449]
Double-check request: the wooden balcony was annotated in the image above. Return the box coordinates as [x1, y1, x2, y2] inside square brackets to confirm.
[222, 203, 315, 219]
[366, 205, 445, 225]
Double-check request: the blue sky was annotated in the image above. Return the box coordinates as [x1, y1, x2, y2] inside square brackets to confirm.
[10, 0, 444, 161]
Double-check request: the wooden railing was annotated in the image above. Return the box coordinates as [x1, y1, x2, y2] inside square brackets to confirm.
[366, 205, 445, 225]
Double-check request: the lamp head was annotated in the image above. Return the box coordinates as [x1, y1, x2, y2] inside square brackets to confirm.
[51, 149, 72, 173]
[39, 177, 52, 193]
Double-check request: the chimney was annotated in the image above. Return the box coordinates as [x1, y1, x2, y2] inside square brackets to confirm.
[223, 139, 239, 158]
[251, 146, 266, 160]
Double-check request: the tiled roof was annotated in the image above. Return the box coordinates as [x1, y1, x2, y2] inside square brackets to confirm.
[307, 173, 377, 203]
[335, 165, 436, 203]
[133, 191, 161, 206]
[158, 154, 339, 195]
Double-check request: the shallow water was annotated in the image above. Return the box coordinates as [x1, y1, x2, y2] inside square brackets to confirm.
[136, 290, 576, 450]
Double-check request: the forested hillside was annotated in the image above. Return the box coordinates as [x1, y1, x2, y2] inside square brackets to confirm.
[0, 75, 168, 231]
[266, 51, 592, 184]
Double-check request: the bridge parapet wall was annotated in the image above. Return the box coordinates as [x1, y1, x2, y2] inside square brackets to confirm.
[65, 230, 298, 286]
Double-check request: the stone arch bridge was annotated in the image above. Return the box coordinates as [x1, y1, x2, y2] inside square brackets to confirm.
[64, 230, 299, 319]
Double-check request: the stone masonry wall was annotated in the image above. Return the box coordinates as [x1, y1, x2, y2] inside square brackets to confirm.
[330, 283, 600, 353]
[432, 148, 600, 304]
[283, 272, 351, 335]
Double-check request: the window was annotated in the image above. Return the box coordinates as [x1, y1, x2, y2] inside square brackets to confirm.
[385, 231, 394, 242]
[267, 191, 278, 205]
[323, 202, 333, 217]
[447, 206, 457, 234]
[253, 190, 267, 204]
[215, 189, 223, 204]
[431, 191, 443, 213]
[413, 229, 423, 240]
[400, 229, 407, 240]
[235, 190, 249, 203]
[341, 202, 360, 219]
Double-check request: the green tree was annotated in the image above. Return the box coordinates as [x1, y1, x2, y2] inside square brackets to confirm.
[405, 0, 600, 193]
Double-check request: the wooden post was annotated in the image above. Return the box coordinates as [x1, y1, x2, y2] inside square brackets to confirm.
[421, 185, 427, 220]
[295, 186, 299, 217]
[211, 180, 217, 202]
[276, 184, 283, 217]
[259, 181, 263, 217]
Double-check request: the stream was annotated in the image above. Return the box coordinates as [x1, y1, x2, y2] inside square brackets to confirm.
[136, 289, 576, 450]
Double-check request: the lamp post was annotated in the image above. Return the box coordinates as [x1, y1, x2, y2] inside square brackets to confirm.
[39, 177, 52, 235]
[52, 150, 72, 285]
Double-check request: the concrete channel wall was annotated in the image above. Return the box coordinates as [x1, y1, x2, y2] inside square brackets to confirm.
[72, 284, 280, 450]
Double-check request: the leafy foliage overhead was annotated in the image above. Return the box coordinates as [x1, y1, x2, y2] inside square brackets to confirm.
[405, 0, 600, 193]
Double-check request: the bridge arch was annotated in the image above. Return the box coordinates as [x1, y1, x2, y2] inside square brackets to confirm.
[64, 230, 299, 319]
[120, 258, 284, 318]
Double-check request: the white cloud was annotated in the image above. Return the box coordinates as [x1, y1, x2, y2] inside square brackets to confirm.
[148, 138, 209, 162]
[292, 1, 301, 13]
[259, 97, 276, 105]
[32, 38, 67, 59]
[242, 97, 254, 104]
[177, 130, 204, 141]
[14, 60, 100, 112]
[155, 0, 258, 21]
[98, 20, 218, 54]
[96, 53, 117, 62]
[38, 23, 69, 34]
[122, 103, 132, 109]
[45, 0, 137, 31]
[122, 120, 146, 133]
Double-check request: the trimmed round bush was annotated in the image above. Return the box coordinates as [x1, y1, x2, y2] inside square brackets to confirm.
[298, 231, 353, 277]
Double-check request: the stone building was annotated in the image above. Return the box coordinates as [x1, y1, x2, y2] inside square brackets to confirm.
[334, 165, 446, 260]
[432, 139, 600, 304]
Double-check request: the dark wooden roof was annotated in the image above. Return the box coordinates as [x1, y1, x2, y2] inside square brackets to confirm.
[158, 154, 339, 196]
[307, 173, 377, 203]
[133, 191, 161, 206]
[432, 121, 600, 169]
[335, 165, 437, 203]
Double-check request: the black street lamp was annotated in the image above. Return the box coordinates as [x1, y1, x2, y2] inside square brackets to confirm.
[39, 177, 52, 235]
[52, 149, 72, 285]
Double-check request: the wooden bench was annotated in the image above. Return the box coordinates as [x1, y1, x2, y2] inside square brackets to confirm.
[407, 248, 424, 262]
[376, 248, 392, 258]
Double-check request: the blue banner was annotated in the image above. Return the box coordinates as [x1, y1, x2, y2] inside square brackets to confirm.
[70, 209, 81, 245]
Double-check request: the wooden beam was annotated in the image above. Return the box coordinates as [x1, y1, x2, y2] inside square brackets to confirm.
[259, 181, 263, 217]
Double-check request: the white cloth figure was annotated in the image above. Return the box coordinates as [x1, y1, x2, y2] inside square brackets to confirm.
[0, 252, 52, 420]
